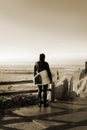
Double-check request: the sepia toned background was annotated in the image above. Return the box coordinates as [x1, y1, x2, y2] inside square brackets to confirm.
[0, 0, 87, 64]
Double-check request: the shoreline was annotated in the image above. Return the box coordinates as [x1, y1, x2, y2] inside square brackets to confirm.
[0, 80, 33, 85]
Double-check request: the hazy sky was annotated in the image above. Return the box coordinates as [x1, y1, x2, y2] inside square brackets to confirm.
[0, 0, 87, 64]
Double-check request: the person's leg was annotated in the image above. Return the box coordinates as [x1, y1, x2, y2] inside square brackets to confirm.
[38, 85, 42, 106]
[43, 84, 49, 107]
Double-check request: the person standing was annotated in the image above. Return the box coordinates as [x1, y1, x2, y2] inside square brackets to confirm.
[34, 53, 52, 107]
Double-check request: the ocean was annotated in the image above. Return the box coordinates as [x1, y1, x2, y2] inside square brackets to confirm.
[0, 64, 84, 92]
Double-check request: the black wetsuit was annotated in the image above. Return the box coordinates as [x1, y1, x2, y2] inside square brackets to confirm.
[34, 60, 52, 106]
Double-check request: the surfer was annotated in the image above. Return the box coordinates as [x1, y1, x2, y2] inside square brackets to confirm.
[34, 53, 52, 107]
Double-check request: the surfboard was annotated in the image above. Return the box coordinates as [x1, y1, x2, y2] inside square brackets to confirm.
[34, 70, 58, 85]
[34, 70, 50, 85]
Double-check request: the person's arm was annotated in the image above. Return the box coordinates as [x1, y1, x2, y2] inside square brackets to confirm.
[34, 64, 37, 76]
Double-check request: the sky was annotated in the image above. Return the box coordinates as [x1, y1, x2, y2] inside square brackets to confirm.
[0, 0, 87, 64]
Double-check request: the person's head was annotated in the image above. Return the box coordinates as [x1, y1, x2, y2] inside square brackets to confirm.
[39, 53, 45, 61]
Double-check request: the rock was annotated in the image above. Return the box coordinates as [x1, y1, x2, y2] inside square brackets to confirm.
[54, 76, 69, 100]
[0, 94, 38, 109]
[77, 76, 87, 97]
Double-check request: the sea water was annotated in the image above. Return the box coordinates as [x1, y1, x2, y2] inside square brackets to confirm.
[0, 63, 84, 92]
